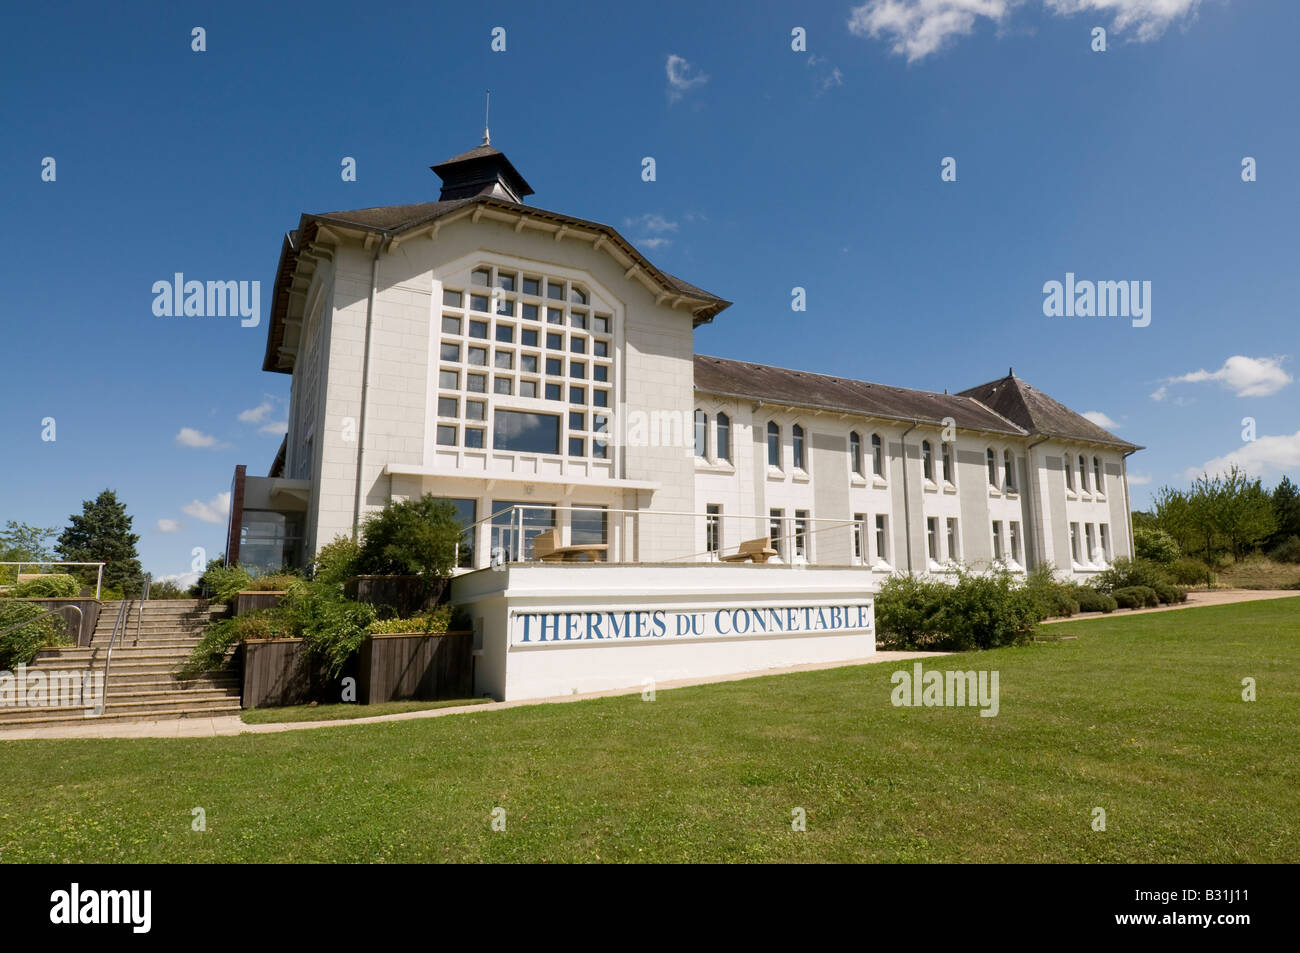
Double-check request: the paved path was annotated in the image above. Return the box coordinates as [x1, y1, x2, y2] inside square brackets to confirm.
[0, 650, 949, 741]
[1041, 587, 1299, 624]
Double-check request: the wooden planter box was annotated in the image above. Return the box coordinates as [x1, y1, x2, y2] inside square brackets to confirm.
[234, 591, 288, 616]
[344, 575, 444, 617]
[241, 639, 358, 709]
[358, 631, 473, 703]
[241, 631, 473, 709]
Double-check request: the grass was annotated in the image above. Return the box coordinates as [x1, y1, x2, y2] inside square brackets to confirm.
[1217, 555, 1300, 590]
[0, 597, 1296, 863]
[241, 698, 487, 724]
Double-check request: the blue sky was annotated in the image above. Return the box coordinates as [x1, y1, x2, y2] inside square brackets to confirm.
[3, 0, 1297, 581]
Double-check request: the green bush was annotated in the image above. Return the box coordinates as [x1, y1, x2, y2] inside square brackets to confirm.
[1073, 586, 1117, 613]
[244, 572, 299, 592]
[280, 580, 378, 677]
[875, 575, 947, 648]
[180, 609, 291, 678]
[937, 570, 1043, 650]
[0, 602, 68, 668]
[1134, 527, 1181, 564]
[194, 564, 254, 604]
[1168, 557, 1216, 587]
[369, 605, 454, 635]
[146, 579, 190, 600]
[1022, 565, 1080, 618]
[358, 496, 462, 595]
[7, 574, 81, 599]
[1153, 582, 1189, 605]
[312, 535, 362, 587]
[1269, 536, 1300, 564]
[1094, 557, 1171, 594]
[1113, 585, 1160, 609]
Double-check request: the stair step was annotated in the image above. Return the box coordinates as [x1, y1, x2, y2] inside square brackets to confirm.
[0, 700, 241, 728]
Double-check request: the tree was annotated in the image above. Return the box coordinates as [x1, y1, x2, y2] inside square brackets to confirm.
[0, 520, 59, 585]
[56, 490, 143, 594]
[1269, 476, 1300, 548]
[357, 495, 462, 597]
[1216, 466, 1276, 561]
[1134, 526, 1180, 564]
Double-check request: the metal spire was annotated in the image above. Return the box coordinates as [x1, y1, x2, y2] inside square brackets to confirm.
[482, 90, 491, 146]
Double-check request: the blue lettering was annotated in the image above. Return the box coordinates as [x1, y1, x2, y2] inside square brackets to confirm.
[652, 611, 667, 637]
[539, 613, 561, 643]
[732, 609, 751, 634]
[586, 612, 604, 639]
[715, 609, 731, 636]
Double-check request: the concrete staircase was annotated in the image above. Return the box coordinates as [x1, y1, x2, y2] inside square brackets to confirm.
[0, 599, 240, 728]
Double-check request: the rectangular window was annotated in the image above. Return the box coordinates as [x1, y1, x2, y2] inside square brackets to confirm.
[437, 396, 458, 418]
[694, 410, 707, 458]
[519, 380, 538, 399]
[946, 517, 959, 563]
[442, 289, 463, 308]
[493, 410, 560, 455]
[494, 350, 513, 370]
[571, 311, 586, 330]
[593, 340, 609, 358]
[491, 500, 555, 561]
[568, 436, 585, 456]
[521, 354, 538, 373]
[571, 505, 607, 559]
[570, 361, 586, 379]
[522, 277, 540, 297]
[942, 442, 954, 484]
[1010, 521, 1022, 563]
[853, 512, 866, 561]
[1085, 523, 1097, 564]
[569, 386, 585, 404]
[465, 400, 485, 421]
[593, 315, 610, 333]
[436, 425, 457, 447]
[570, 338, 586, 355]
[992, 521, 1003, 561]
[495, 324, 514, 343]
[1070, 522, 1080, 562]
[706, 504, 721, 555]
[875, 515, 888, 563]
[464, 428, 484, 449]
[438, 369, 459, 389]
[434, 497, 476, 568]
[522, 303, 539, 322]
[794, 510, 809, 558]
[441, 315, 462, 335]
[1094, 458, 1105, 496]
[547, 332, 563, 350]
[593, 390, 608, 408]
[494, 377, 513, 396]
[927, 517, 938, 560]
[470, 294, 489, 313]
[545, 382, 562, 401]
[545, 357, 562, 375]
[440, 342, 460, 362]
[547, 281, 565, 301]
[1099, 524, 1110, 562]
[466, 373, 487, 393]
[467, 346, 487, 366]
[769, 509, 784, 559]
[469, 319, 489, 338]
[569, 411, 584, 431]
[547, 307, 564, 324]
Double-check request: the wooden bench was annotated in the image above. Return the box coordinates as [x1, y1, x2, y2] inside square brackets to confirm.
[532, 529, 608, 563]
[719, 537, 779, 564]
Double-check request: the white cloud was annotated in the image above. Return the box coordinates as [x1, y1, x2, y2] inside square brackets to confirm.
[1126, 472, 1152, 486]
[1160, 355, 1292, 399]
[1183, 430, 1300, 482]
[666, 54, 709, 102]
[822, 67, 846, 90]
[238, 401, 274, 424]
[637, 238, 673, 250]
[182, 492, 231, 525]
[847, 0, 1207, 62]
[1081, 410, 1120, 429]
[156, 518, 182, 533]
[625, 213, 679, 234]
[153, 570, 200, 590]
[175, 427, 220, 448]
[259, 420, 288, 436]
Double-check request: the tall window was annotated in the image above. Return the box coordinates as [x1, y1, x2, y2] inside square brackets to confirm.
[1003, 449, 1015, 491]
[850, 431, 863, 477]
[1085, 523, 1097, 563]
[571, 506, 608, 562]
[694, 409, 708, 458]
[1078, 454, 1088, 492]
[941, 441, 954, 484]
[767, 421, 781, 468]
[792, 424, 805, 470]
[769, 508, 785, 559]
[716, 412, 731, 463]
[1069, 522, 1080, 562]
[794, 510, 809, 558]
[871, 433, 883, 477]
[1099, 523, 1111, 563]
[926, 517, 938, 560]
[853, 512, 866, 561]
[946, 518, 959, 563]
[986, 448, 998, 488]
[922, 440, 934, 481]
[1093, 456, 1104, 495]
[875, 515, 888, 563]
[992, 521, 1004, 561]
[1010, 521, 1022, 563]
[706, 504, 721, 555]
[1065, 453, 1074, 490]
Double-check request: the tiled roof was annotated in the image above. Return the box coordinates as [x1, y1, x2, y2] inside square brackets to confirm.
[957, 374, 1141, 450]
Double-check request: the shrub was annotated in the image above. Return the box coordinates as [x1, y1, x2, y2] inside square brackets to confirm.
[146, 579, 189, 600]
[1152, 582, 1188, 605]
[244, 572, 299, 592]
[1022, 565, 1079, 619]
[1269, 536, 1300, 564]
[1168, 557, 1216, 587]
[194, 564, 254, 604]
[369, 605, 454, 635]
[1073, 586, 1117, 613]
[312, 535, 363, 587]
[1113, 585, 1159, 609]
[0, 602, 68, 668]
[936, 570, 1043, 651]
[1093, 557, 1170, 594]
[181, 609, 291, 678]
[280, 580, 378, 677]
[7, 574, 81, 599]
[357, 496, 462, 595]
[875, 575, 947, 648]
[1134, 527, 1181, 564]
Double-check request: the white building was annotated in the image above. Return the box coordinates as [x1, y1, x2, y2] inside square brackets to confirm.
[228, 139, 1140, 584]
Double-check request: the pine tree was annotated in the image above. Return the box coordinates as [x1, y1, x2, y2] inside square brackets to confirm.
[56, 490, 143, 594]
[1269, 476, 1300, 548]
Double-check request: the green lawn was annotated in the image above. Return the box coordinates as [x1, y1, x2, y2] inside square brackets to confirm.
[241, 698, 488, 724]
[0, 598, 1296, 863]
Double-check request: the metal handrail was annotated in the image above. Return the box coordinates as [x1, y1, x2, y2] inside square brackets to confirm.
[134, 573, 151, 646]
[0, 604, 84, 641]
[99, 597, 130, 712]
